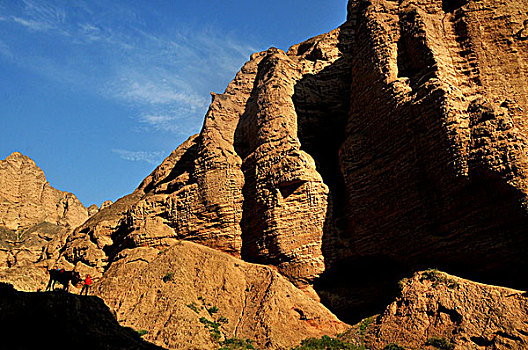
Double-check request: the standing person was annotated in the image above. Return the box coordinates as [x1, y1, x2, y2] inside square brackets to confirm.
[80, 274, 92, 295]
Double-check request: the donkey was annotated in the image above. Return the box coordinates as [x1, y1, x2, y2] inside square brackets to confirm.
[46, 269, 82, 292]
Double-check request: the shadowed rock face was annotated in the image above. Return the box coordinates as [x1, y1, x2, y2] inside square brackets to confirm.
[52, 0, 528, 325]
[318, 0, 528, 321]
[0, 282, 164, 349]
[343, 270, 528, 350]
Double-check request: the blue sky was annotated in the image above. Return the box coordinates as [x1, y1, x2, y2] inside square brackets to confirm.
[0, 0, 348, 207]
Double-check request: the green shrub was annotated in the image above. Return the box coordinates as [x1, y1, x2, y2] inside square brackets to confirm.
[217, 315, 229, 324]
[359, 317, 374, 336]
[291, 335, 362, 350]
[208, 305, 219, 314]
[199, 317, 222, 341]
[421, 270, 459, 289]
[219, 338, 255, 350]
[384, 344, 405, 350]
[425, 337, 455, 350]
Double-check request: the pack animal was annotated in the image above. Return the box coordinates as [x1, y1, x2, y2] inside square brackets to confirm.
[46, 269, 81, 292]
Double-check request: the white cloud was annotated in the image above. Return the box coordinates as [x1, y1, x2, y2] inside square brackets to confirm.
[10, 0, 66, 32]
[12, 16, 54, 31]
[110, 76, 209, 108]
[112, 149, 165, 165]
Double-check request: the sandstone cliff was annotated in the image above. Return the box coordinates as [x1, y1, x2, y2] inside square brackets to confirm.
[344, 270, 528, 349]
[58, 20, 354, 299]
[53, 0, 528, 325]
[321, 0, 528, 320]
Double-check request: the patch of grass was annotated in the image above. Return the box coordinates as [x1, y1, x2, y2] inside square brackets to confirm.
[136, 329, 148, 337]
[291, 335, 363, 350]
[186, 302, 200, 313]
[384, 344, 405, 350]
[208, 305, 219, 314]
[219, 338, 255, 350]
[421, 269, 459, 289]
[425, 337, 455, 350]
[162, 272, 174, 283]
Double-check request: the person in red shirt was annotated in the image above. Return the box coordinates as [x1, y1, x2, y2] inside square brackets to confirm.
[80, 274, 92, 295]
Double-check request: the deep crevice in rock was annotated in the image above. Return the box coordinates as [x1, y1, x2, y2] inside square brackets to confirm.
[442, 0, 468, 13]
[397, 9, 437, 89]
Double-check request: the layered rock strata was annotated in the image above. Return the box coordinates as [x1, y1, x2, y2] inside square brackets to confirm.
[319, 0, 528, 319]
[59, 25, 354, 294]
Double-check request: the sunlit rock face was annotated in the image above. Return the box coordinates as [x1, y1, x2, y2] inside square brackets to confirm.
[0, 152, 89, 269]
[56, 0, 528, 322]
[0, 152, 88, 231]
[59, 26, 354, 294]
[343, 270, 528, 350]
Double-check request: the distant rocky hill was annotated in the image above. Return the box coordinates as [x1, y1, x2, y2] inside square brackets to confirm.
[0, 152, 89, 231]
[0, 152, 92, 270]
[3, 0, 528, 348]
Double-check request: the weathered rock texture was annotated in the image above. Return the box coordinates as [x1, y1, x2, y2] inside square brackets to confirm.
[0, 152, 88, 231]
[53, 0, 528, 325]
[318, 0, 528, 320]
[344, 270, 528, 349]
[59, 26, 355, 296]
[95, 240, 347, 350]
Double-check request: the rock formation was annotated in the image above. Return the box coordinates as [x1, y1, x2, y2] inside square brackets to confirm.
[1, 0, 523, 347]
[53, 0, 528, 324]
[95, 240, 347, 350]
[319, 0, 528, 320]
[58, 20, 354, 299]
[0, 152, 88, 231]
[0, 152, 89, 269]
[343, 270, 528, 349]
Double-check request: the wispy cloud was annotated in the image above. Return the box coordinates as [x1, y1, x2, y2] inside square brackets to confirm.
[112, 149, 165, 165]
[0, 0, 257, 138]
[11, 16, 54, 31]
[10, 0, 66, 32]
